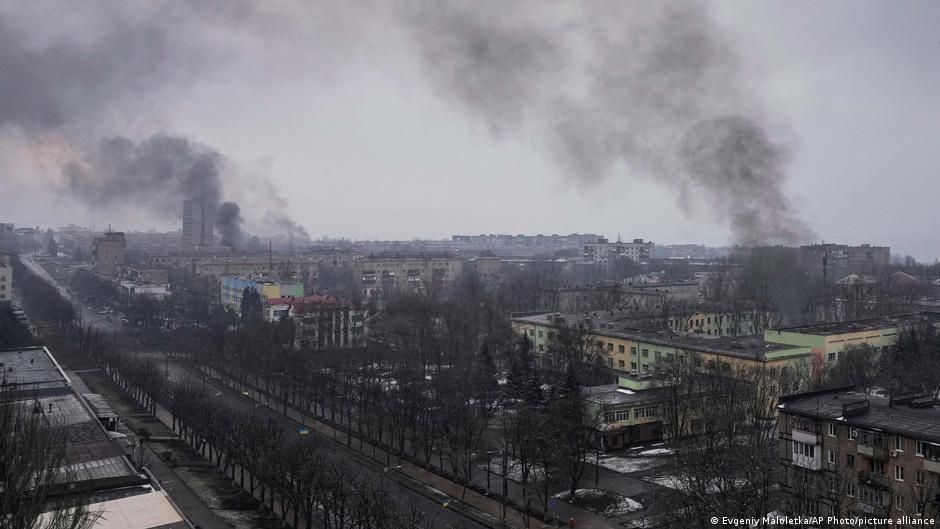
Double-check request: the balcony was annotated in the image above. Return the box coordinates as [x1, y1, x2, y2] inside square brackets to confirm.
[791, 452, 821, 471]
[792, 428, 820, 446]
[857, 445, 888, 460]
[858, 470, 891, 489]
[925, 458, 940, 475]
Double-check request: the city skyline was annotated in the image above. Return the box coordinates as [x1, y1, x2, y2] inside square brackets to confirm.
[2, 1, 938, 260]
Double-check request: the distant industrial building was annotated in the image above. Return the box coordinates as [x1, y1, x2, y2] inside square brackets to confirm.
[583, 238, 654, 264]
[221, 276, 304, 310]
[182, 197, 214, 248]
[0, 346, 188, 529]
[92, 231, 126, 277]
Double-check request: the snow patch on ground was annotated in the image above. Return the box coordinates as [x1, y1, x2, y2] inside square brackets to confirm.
[597, 456, 661, 474]
[553, 489, 643, 517]
[636, 447, 673, 456]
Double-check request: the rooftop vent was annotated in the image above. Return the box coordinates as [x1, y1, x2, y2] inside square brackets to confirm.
[842, 399, 870, 417]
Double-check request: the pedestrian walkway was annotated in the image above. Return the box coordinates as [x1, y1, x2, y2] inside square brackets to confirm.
[67, 369, 233, 529]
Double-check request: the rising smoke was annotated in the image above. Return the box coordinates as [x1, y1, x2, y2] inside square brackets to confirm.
[0, 6, 309, 249]
[401, 1, 815, 244]
[1, 1, 813, 245]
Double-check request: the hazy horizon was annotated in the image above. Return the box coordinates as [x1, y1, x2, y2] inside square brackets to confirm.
[1, 1, 938, 260]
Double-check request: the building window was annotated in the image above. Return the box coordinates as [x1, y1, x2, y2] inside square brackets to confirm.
[538, 344, 544, 352]
[607, 357, 613, 368]
[608, 343, 614, 351]
[916, 470, 925, 486]
[618, 360, 625, 369]
[642, 349, 649, 358]
[642, 364, 649, 372]
[895, 465, 904, 481]
[630, 346, 637, 355]
[915, 440, 925, 456]
[827, 352, 836, 362]
[896, 495, 904, 510]
[846, 482, 856, 498]
[828, 450, 835, 464]
[528, 330, 534, 337]
[630, 362, 637, 371]
[828, 423, 837, 437]
[793, 441, 815, 458]
[538, 330, 543, 338]
[655, 351, 661, 360]
[895, 437, 904, 452]
[618, 345, 625, 353]
[849, 428, 858, 441]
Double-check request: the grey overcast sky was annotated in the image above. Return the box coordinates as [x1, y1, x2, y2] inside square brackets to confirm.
[1, 1, 938, 259]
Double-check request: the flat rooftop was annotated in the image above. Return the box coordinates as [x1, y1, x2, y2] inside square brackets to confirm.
[0, 346, 70, 390]
[772, 311, 940, 336]
[779, 388, 940, 444]
[512, 313, 801, 360]
[0, 347, 140, 488]
[584, 384, 672, 406]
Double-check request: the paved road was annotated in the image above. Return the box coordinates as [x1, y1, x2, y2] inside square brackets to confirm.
[67, 370, 233, 529]
[139, 352, 492, 529]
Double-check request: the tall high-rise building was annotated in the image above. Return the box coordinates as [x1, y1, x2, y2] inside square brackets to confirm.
[92, 231, 126, 277]
[182, 197, 214, 248]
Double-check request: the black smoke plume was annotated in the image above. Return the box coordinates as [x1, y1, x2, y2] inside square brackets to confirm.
[63, 135, 223, 213]
[215, 202, 245, 249]
[0, 9, 308, 246]
[402, 1, 815, 244]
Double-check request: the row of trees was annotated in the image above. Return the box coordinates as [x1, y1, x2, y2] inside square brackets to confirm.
[99, 351, 446, 529]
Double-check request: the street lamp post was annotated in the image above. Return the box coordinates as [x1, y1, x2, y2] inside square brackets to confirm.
[485, 450, 499, 493]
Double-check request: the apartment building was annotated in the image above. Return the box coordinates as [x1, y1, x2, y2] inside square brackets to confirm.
[92, 231, 126, 277]
[352, 253, 463, 299]
[182, 197, 214, 248]
[0, 257, 11, 304]
[264, 295, 367, 349]
[777, 387, 940, 519]
[583, 238, 655, 264]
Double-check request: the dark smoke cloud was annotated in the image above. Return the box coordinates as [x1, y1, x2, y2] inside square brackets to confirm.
[215, 202, 245, 249]
[402, 0, 815, 245]
[0, 7, 308, 244]
[63, 135, 223, 213]
[3, 1, 811, 245]
[0, 14, 175, 130]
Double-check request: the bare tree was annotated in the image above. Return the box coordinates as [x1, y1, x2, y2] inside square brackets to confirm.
[0, 386, 101, 529]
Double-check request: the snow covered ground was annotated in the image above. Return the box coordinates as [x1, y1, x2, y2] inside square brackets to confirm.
[553, 489, 643, 517]
[596, 455, 662, 474]
[636, 447, 673, 456]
